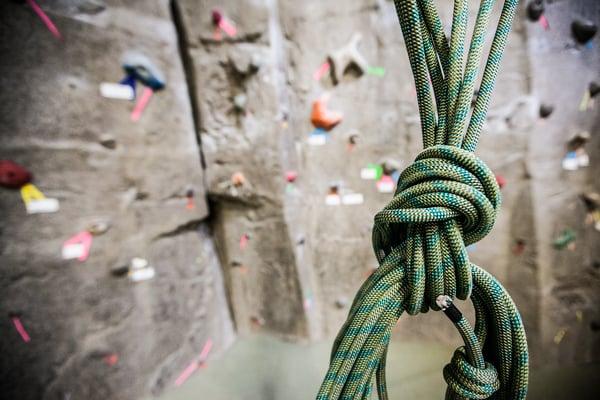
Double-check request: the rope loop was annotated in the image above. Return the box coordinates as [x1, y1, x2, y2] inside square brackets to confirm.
[317, 0, 529, 398]
[372, 145, 499, 313]
[443, 347, 500, 399]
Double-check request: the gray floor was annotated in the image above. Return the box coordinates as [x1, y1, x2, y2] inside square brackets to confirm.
[152, 335, 599, 400]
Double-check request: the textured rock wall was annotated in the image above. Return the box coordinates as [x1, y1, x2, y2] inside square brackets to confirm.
[174, 0, 309, 338]
[0, 1, 234, 399]
[179, 0, 599, 366]
[525, 0, 600, 365]
[1, 0, 599, 399]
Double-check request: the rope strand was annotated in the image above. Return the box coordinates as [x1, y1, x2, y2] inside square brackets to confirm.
[317, 1, 528, 399]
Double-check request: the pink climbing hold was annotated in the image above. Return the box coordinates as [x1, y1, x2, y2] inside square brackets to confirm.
[11, 316, 31, 343]
[26, 0, 62, 40]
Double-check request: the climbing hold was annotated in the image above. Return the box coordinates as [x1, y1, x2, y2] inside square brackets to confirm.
[366, 66, 386, 77]
[380, 158, 401, 176]
[62, 231, 93, 261]
[512, 239, 526, 255]
[131, 257, 148, 269]
[539, 103, 554, 118]
[567, 131, 590, 150]
[335, 297, 349, 309]
[376, 175, 395, 193]
[346, 130, 360, 150]
[581, 192, 600, 211]
[342, 192, 364, 205]
[563, 132, 590, 170]
[553, 229, 576, 250]
[24, 0, 62, 40]
[285, 171, 298, 183]
[99, 134, 117, 149]
[327, 33, 369, 85]
[130, 87, 154, 122]
[0, 160, 32, 189]
[103, 353, 119, 366]
[231, 172, 246, 187]
[122, 52, 165, 91]
[122, 52, 165, 122]
[239, 233, 249, 250]
[360, 163, 383, 180]
[589, 81, 600, 98]
[120, 74, 137, 96]
[233, 93, 248, 112]
[571, 18, 597, 45]
[310, 94, 343, 131]
[526, 0, 544, 22]
[174, 340, 213, 387]
[129, 257, 155, 282]
[495, 173, 507, 189]
[313, 61, 331, 81]
[77, 0, 105, 15]
[325, 182, 341, 205]
[87, 220, 111, 236]
[212, 8, 236, 38]
[185, 187, 195, 210]
[10, 314, 31, 343]
[308, 129, 328, 146]
[328, 182, 340, 196]
[20, 183, 60, 214]
[553, 328, 567, 344]
[99, 82, 135, 100]
[211, 9, 223, 26]
[110, 264, 130, 277]
[582, 192, 600, 231]
[562, 150, 587, 171]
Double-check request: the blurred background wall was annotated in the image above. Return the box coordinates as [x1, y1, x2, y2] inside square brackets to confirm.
[0, 0, 598, 399]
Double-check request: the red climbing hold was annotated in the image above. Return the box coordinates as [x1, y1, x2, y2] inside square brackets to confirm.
[0, 160, 32, 189]
[211, 9, 223, 25]
[285, 171, 298, 183]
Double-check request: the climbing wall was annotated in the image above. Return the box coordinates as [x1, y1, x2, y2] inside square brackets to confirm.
[0, 1, 234, 399]
[1, 0, 599, 399]
[524, 0, 600, 365]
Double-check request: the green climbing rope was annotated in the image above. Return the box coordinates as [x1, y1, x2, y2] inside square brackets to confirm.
[317, 0, 528, 399]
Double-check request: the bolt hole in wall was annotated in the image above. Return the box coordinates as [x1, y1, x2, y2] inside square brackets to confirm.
[0, 0, 598, 400]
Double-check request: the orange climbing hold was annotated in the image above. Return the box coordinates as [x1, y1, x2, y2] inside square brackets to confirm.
[310, 94, 343, 131]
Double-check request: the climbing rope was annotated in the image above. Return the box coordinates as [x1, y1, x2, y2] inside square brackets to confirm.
[317, 0, 528, 399]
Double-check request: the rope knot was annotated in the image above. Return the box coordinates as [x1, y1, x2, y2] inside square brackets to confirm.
[372, 145, 500, 313]
[443, 347, 500, 399]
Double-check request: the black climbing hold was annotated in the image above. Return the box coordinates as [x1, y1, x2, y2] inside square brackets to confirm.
[526, 0, 544, 22]
[539, 103, 554, 118]
[590, 321, 600, 332]
[589, 81, 600, 98]
[571, 18, 597, 44]
[110, 265, 130, 277]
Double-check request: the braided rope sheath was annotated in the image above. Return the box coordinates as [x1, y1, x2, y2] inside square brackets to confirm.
[317, 1, 528, 399]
